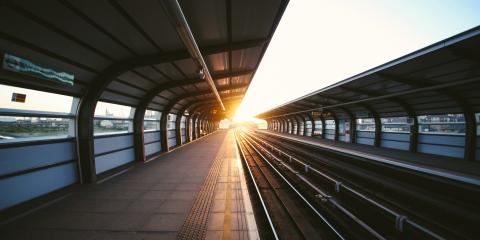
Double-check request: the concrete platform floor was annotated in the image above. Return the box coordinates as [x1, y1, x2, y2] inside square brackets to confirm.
[0, 130, 258, 240]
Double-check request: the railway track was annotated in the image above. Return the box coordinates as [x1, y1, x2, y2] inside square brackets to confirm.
[238, 129, 480, 239]
[235, 131, 347, 240]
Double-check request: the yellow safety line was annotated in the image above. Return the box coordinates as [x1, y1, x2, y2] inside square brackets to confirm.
[223, 137, 233, 240]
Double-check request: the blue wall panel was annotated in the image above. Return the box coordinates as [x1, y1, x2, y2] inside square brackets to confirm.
[357, 137, 375, 145]
[418, 134, 465, 147]
[144, 131, 161, 156]
[167, 129, 177, 148]
[0, 163, 77, 210]
[94, 134, 134, 155]
[357, 131, 375, 138]
[144, 131, 161, 143]
[381, 132, 410, 150]
[339, 136, 345, 142]
[381, 140, 410, 150]
[325, 129, 335, 140]
[168, 138, 177, 148]
[418, 143, 464, 158]
[0, 141, 75, 176]
[95, 148, 135, 174]
[145, 142, 161, 156]
[181, 128, 186, 144]
[356, 131, 375, 146]
[417, 134, 465, 158]
[167, 130, 176, 138]
[382, 132, 410, 141]
[476, 136, 480, 161]
[94, 134, 135, 174]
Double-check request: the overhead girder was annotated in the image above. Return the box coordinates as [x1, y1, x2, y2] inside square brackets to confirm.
[305, 113, 314, 136]
[187, 97, 243, 116]
[134, 85, 246, 160]
[282, 116, 291, 134]
[289, 115, 298, 134]
[292, 114, 303, 135]
[281, 117, 286, 133]
[159, 84, 248, 151]
[378, 73, 475, 159]
[173, 96, 243, 142]
[261, 74, 479, 118]
[260, 71, 477, 159]
[169, 89, 247, 115]
[77, 39, 265, 183]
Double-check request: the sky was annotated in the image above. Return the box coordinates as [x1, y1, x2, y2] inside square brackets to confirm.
[234, 0, 480, 121]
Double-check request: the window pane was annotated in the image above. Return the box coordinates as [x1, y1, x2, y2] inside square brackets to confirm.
[381, 117, 410, 133]
[313, 119, 322, 135]
[0, 116, 72, 142]
[144, 120, 160, 131]
[325, 120, 335, 130]
[168, 114, 176, 130]
[338, 120, 345, 134]
[144, 110, 161, 120]
[357, 118, 375, 131]
[0, 84, 74, 113]
[143, 110, 160, 131]
[476, 113, 480, 136]
[94, 101, 134, 119]
[418, 114, 465, 135]
[94, 119, 132, 135]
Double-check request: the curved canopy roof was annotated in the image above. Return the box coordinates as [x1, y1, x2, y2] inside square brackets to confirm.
[0, 0, 288, 118]
[257, 26, 480, 120]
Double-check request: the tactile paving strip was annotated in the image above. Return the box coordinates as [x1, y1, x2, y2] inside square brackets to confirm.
[177, 143, 226, 240]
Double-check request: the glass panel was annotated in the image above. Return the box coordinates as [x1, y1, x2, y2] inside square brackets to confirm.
[94, 119, 132, 135]
[381, 117, 410, 133]
[418, 114, 465, 135]
[313, 120, 322, 135]
[94, 101, 134, 119]
[144, 120, 160, 131]
[143, 110, 160, 131]
[0, 116, 72, 142]
[338, 120, 345, 134]
[476, 113, 480, 136]
[357, 118, 375, 131]
[0, 84, 74, 113]
[168, 114, 176, 130]
[325, 119, 335, 130]
[144, 110, 161, 120]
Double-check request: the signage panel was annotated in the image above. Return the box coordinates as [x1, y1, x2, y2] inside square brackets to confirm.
[11, 93, 26, 103]
[2, 53, 74, 86]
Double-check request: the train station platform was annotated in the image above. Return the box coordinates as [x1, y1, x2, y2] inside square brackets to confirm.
[257, 130, 480, 186]
[0, 130, 258, 240]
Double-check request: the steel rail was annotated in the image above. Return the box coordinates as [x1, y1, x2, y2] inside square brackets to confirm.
[238, 132, 346, 240]
[244, 130, 446, 240]
[234, 131, 279, 240]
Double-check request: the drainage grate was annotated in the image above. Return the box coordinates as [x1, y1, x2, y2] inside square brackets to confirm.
[177, 147, 226, 240]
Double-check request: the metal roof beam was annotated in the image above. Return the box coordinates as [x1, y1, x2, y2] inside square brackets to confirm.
[161, 0, 225, 110]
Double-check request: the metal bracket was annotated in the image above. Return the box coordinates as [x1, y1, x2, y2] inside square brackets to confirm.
[395, 215, 407, 232]
[335, 181, 342, 193]
[315, 193, 331, 202]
